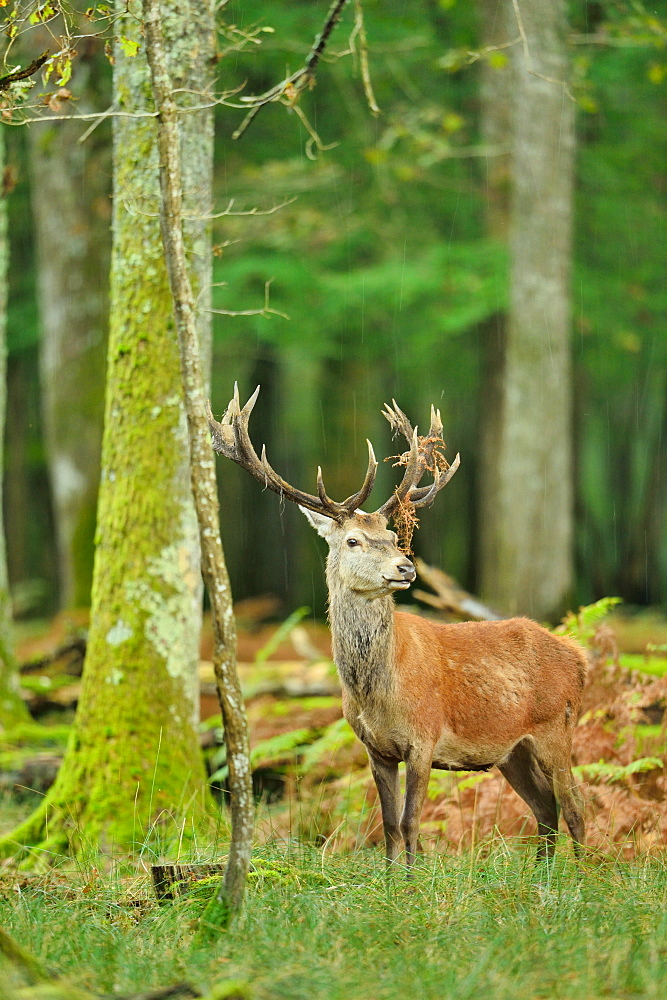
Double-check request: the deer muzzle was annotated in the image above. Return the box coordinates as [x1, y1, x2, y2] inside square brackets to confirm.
[383, 558, 416, 590]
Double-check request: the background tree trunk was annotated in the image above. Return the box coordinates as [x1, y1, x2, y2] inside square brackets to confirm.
[0, 128, 31, 730]
[0, 0, 216, 860]
[478, 0, 574, 619]
[29, 46, 110, 609]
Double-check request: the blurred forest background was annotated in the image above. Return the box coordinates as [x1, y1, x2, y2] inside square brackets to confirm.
[3, 0, 667, 626]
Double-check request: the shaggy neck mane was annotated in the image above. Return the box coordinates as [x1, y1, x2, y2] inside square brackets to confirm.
[326, 553, 395, 701]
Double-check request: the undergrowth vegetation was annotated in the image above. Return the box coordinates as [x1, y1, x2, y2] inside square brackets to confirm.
[3, 844, 667, 999]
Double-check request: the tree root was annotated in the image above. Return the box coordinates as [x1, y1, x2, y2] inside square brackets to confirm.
[0, 800, 71, 870]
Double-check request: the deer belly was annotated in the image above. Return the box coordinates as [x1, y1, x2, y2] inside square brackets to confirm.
[432, 730, 520, 771]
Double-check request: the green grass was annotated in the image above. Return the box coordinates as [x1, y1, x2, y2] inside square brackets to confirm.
[3, 841, 667, 999]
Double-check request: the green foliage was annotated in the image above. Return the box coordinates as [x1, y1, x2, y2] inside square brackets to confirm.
[299, 716, 356, 772]
[254, 606, 310, 663]
[118, 36, 140, 58]
[573, 756, 664, 784]
[250, 727, 315, 770]
[558, 596, 623, 642]
[619, 652, 667, 677]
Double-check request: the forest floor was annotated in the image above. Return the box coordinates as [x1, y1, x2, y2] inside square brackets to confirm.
[4, 601, 667, 855]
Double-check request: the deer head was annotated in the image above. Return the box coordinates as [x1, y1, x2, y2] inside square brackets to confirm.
[207, 385, 460, 598]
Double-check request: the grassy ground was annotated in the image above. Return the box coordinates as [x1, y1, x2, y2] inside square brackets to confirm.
[3, 839, 667, 1000]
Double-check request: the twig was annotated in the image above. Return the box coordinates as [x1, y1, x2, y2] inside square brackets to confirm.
[232, 0, 351, 140]
[0, 51, 49, 92]
[511, 0, 530, 62]
[121, 196, 295, 221]
[5, 97, 242, 129]
[210, 280, 289, 320]
[208, 196, 296, 220]
[289, 102, 338, 159]
[462, 36, 521, 66]
[511, 0, 575, 101]
[353, 0, 380, 115]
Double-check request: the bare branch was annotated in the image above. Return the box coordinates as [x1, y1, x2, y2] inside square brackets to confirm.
[0, 52, 49, 92]
[462, 37, 521, 66]
[210, 280, 289, 320]
[207, 196, 296, 220]
[120, 197, 295, 222]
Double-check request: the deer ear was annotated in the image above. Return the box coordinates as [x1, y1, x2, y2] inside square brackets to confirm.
[299, 505, 336, 539]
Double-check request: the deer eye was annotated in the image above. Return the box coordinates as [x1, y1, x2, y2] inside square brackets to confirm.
[346, 537, 360, 548]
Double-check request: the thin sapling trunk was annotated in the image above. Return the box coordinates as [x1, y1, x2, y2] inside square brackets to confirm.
[142, 0, 253, 931]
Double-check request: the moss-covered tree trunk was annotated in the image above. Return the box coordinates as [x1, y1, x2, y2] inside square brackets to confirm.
[478, 0, 574, 619]
[0, 127, 31, 731]
[29, 46, 110, 609]
[0, 2, 216, 862]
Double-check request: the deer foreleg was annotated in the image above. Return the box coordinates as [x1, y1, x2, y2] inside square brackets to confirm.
[401, 752, 432, 870]
[369, 753, 402, 866]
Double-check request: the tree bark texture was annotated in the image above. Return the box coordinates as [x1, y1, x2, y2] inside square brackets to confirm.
[0, 126, 31, 730]
[29, 52, 110, 609]
[0, 1, 216, 862]
[478, 0, 574, 619]
[142, 0, 253, 927]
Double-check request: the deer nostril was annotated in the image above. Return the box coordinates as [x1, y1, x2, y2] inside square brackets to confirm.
[398, 561, 415, 577]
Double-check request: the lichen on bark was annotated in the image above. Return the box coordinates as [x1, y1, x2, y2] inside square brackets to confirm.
[0, 1, 217, 861]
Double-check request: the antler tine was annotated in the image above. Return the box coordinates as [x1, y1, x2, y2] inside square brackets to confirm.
[314, 465, 348, 519]
[407, 452, 461, 509]
[256, 445, 340, 519]
[209, 385, 377, 523]
[372, 400, 460, 520]
[340, 439, 378, 514]
[428, 404, 443, 441]
[382, 399, 414, 445]
[238, 382, 260, 420]
[376, 426, 423, 519]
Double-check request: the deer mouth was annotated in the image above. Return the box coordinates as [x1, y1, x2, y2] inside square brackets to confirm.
[383, 576, 414, 590]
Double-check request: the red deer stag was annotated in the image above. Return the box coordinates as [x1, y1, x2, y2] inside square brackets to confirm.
[208, 386, 586, 867]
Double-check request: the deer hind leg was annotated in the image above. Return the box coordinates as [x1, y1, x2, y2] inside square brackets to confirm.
[550, 758, 585, 858]
[368, 753, 402, 867]
[499, 739, 559, 862]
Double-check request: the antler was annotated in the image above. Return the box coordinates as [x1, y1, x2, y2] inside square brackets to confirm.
[375, 400, 460, 520]
[207, 384, 378, 523]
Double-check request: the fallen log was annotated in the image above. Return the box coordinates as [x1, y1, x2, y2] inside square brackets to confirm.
[414, 558, 504, 622]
